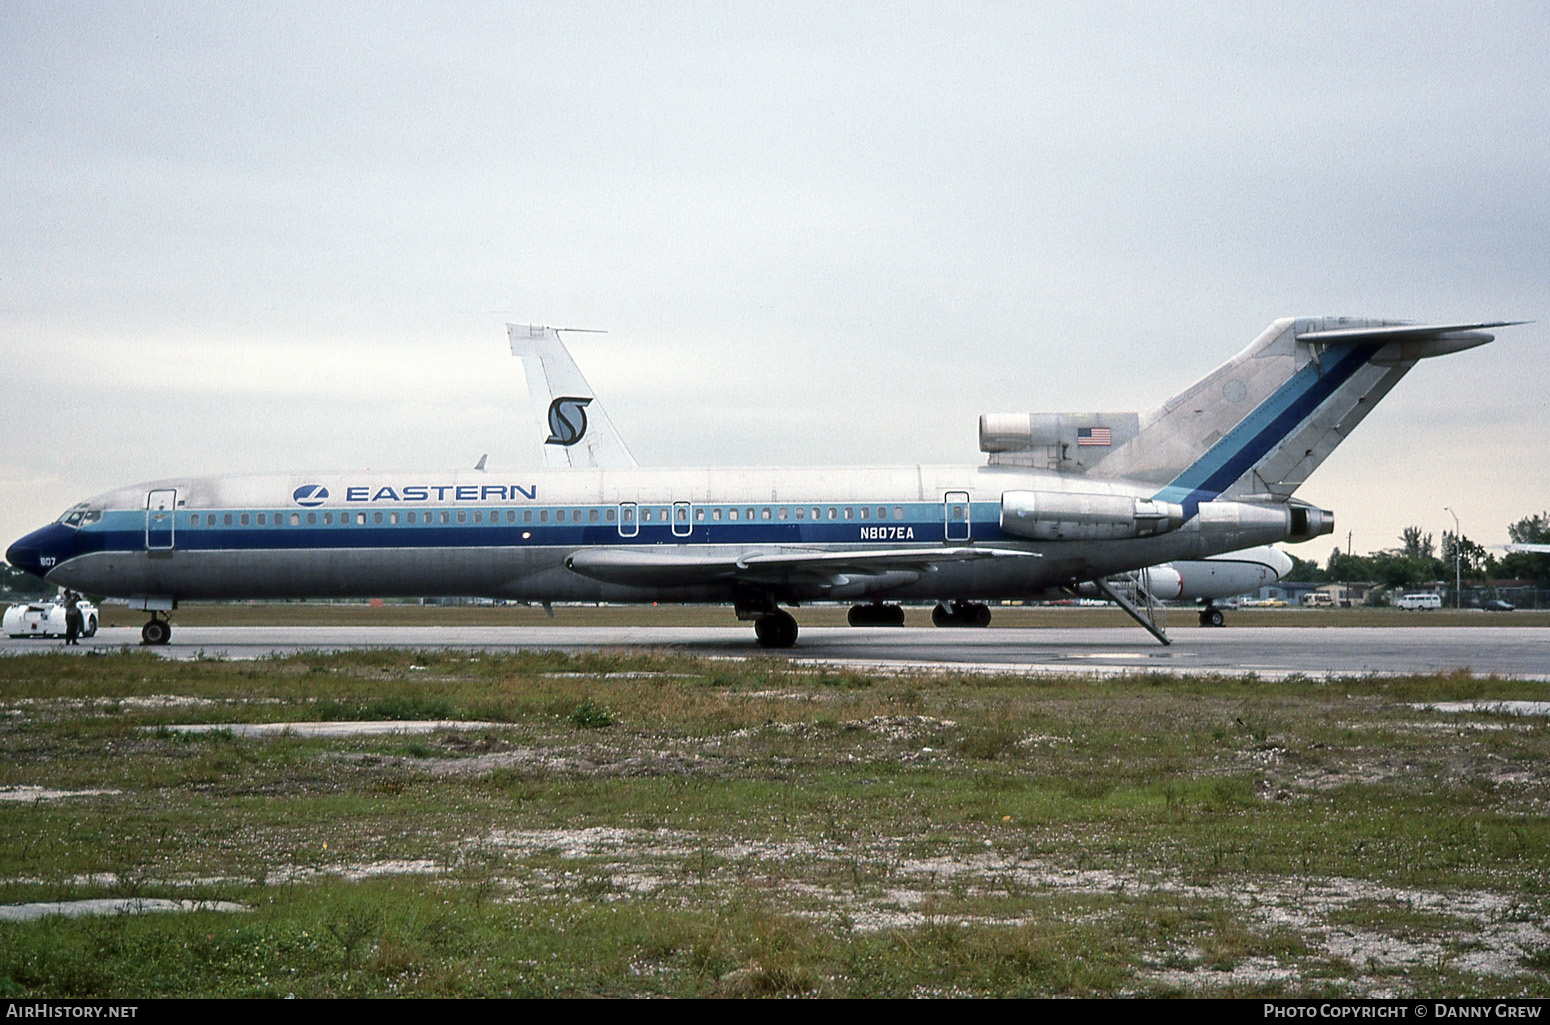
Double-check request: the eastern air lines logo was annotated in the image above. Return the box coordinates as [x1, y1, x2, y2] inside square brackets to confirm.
[292, 484, 330, 507]
[545, 396, 592, 447]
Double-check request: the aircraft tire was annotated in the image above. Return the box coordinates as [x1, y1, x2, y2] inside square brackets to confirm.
[754, 610, 798, 648]
[141, 620, 171, 646]
[849, 604, 904, 627]
[1200, 608, 1225, 628]
[935, 602, 990, 628]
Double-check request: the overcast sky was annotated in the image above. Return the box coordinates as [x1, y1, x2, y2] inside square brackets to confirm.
[3, 2, 1546, 565]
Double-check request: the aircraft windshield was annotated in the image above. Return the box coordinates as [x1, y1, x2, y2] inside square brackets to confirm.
[55, 505, 102, 529]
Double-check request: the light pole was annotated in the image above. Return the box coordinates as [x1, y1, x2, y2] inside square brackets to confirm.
[1445, 506, 1461, 608]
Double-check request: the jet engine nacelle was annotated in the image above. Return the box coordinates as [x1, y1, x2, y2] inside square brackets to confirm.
[1078, 545, 1291, 601]
[1192, 499, 1334, 549]
[1151, 554, 1284, 601]
[1000, 491, 1185, 541]
[979, 413, 1141, 472]
[1286, 503, 1334, 542]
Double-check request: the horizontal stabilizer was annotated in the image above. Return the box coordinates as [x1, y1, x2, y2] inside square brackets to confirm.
[1297, 320, 1528, 364]
[1294, 321, 1526, 345]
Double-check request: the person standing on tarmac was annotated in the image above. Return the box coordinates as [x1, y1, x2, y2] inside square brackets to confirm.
[63, 592, 82, 646]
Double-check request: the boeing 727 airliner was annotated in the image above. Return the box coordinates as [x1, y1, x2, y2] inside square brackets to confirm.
[511, 324, 1293, 629]
[6, 317, 1520, 647]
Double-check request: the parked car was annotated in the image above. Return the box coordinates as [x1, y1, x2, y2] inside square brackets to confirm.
[1395, 593, 1443, 610]
[1481, 599, 1516, 612]
[3, 598, 99, 638]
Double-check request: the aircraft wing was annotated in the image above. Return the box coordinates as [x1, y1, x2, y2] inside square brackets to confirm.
[565, 545, 1037, 589]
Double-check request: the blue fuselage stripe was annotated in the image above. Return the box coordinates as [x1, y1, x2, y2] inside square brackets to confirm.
[33, 503, 1013, 562]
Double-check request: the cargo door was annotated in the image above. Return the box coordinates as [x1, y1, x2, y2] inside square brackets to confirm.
[146, 489, 177, 550]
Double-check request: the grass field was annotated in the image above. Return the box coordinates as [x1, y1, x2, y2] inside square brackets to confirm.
[1, 649, 1547, 997]
[94, 601, 1550, 630]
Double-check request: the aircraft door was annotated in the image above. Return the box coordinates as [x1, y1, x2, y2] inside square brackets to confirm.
[943, 491, 971, 542]
[672, 501, 692, 538]
[618, 502, 639, 538]
[146, 489, 177, 550]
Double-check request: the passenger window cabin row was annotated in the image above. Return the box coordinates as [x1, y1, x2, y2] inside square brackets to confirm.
[184, 505, 916, 527]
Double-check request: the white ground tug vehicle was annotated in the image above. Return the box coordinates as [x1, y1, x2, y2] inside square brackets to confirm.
[4, 597, 98, 638]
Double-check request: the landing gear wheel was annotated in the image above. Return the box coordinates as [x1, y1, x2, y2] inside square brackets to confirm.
[141, 618, 171, 646]
[1200, 607, 1225, 628]
[848, 603, 905, 627]
[933, 602, 991, 628]
[754, 609, 798, 649]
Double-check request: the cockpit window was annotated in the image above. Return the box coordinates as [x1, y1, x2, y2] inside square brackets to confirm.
[56, 505, 101, 529]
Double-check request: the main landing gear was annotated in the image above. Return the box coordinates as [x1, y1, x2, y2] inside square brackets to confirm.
[1199, 604, 1226, 628]
[847, 602, 905, 627]
[932, 601, 991, 628]
[140, 613, 172, 646]
[736, 586, 800, 649]
[753, 609, 799, 649]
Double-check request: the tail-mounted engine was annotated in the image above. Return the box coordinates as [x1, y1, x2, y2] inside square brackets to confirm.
[979, 412, 1139, 471]
[1000, 491, 1184, 541]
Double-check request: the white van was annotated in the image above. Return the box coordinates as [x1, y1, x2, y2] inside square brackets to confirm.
[1395, 592, 1442, 611]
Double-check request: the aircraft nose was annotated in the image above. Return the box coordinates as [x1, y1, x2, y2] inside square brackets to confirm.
[7, 525, 59, 581]
[6, 538, 44, 578]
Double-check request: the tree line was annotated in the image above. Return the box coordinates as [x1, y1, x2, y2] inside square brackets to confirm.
[1285, 512, 1550, 588]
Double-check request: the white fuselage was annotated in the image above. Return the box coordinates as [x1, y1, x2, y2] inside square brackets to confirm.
[18, 462, 1308, 607]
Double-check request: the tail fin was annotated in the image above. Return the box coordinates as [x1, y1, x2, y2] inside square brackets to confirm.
[1089, 317, 1519, 511]
[508, 324, 638, 470]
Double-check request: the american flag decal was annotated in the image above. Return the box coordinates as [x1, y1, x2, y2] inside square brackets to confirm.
[1077, 427, 1112, 446]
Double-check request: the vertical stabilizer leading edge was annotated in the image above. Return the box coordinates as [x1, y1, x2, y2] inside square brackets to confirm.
[508, 324, 638, 470]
